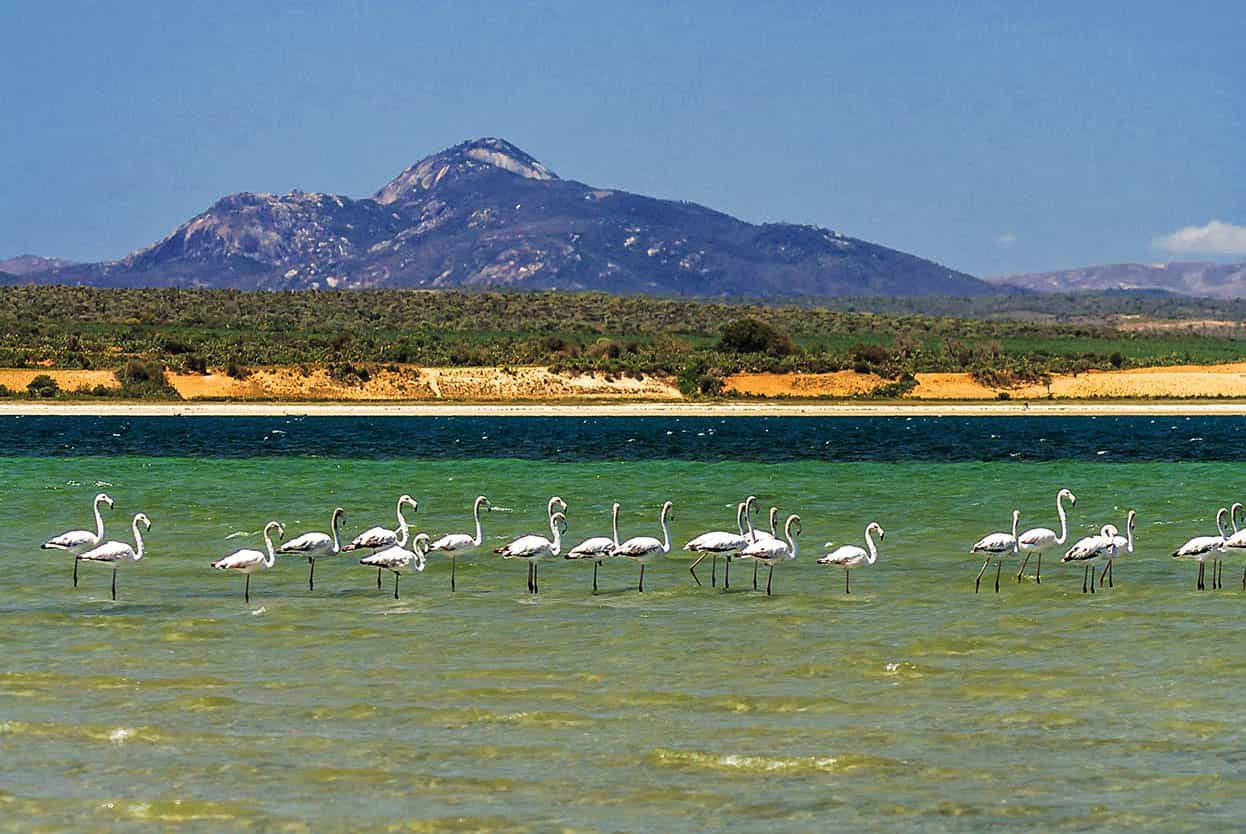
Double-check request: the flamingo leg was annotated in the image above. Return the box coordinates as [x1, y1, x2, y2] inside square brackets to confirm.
[592, 561, 599, 594]
[766, 565, 774, 596]
[73, 556, 79, 588]
[845, 569, 850, 595]
[1036, 552, 1042, 584]
[1016, 551, 1031, 582]
[111, 568, 117, 601]
[724, 556, 731, 590]
[1090, 565, 1096, 594]
[1241, 561, 1246, 590]
[377, 567, 382, 590]
[308, 558, 315, 592]
[451, 556, 457, 592]
[638, 563, 645, 593]
[994, 561, 1001, 593]
[1217, 560, 1223, 590]
[1197, 561, 1204, 591]
[394, 572, 400, 599]
[527, 562, 533, 594]
[974, 558, 990, 593]
[753, 562, 759, 591]
[688, 552, 706, 587]
[711, 554, 717, 587]
[1082, 565, 1089, 594]
[533, 563, 539, 594]
[245, 574, 251, 603]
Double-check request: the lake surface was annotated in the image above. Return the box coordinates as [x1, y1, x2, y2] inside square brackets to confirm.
[3, 416, 1246, 832]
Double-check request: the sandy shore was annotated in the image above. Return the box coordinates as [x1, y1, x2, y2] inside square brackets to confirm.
[5, 401, 1246, 417]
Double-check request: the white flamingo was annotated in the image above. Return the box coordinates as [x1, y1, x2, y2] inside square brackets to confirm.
[1172, 507, 1230, 591]
[277, 507, 344, 591]
[428, 495, 503, 592]
[1220, 505, 1246, 588]
[971, 509, 1021, 593]
[744, 503, 781, 590]
[1016, 488, 1076, 584]
[1098, 509, 1136, 588]
[818, 522, 884, 594]
[1062, 524, 1119, 594]
[611, 501, 674, 593]
[76, 512, 150, 601]
[43, 491, 114, 587]
[684, 502, 750, 588]
[565, 502, 620, 593]
[360, 533, 429, 599]
[495, 510, 567, 594]
[342, 494, 418, 590]
[212, 521, 284, 603]
[737, 513, 801, 595]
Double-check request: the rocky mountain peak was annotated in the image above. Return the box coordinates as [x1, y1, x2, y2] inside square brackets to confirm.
[372, 137, 558, 205]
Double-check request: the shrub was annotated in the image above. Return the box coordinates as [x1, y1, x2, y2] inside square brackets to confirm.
[27, 374, 59, 398]
[719, 318, 792, 356]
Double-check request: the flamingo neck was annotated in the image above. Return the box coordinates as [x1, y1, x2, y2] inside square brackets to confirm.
[262, 526, 278, 567]
[1055, 493, 1070, 544]
[330, 509, 342, 553]
[736, 504, 746, 537]
[131, 516, 145, 560]
[769, 509, 778, 538]
[551, 523, 562, 556]
[94, 497, 107, 541]
[864, 525, 879, 565]
[396, 503, 412, 547]
[611, 505, 620, 547]
[1216, 510, 1229, 539]
[784, 518, 798, 558]
[1125, 517, 1135, 552]
[659, 506, 671, 553]
[472, 499, 484, 547]
[1010, 512, 1019, 541]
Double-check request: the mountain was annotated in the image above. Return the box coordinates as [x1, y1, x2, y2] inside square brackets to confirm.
[0, 255, 77, 275]
[989, 262, 1246, 299]
[25, 138, 994, 297]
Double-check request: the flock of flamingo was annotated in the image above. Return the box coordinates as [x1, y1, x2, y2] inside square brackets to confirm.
[36, 488, 1239, 602]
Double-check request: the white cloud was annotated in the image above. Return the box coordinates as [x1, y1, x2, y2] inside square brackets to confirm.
[1153, 220, 1246, 256]
[994, 232, 1017, 248]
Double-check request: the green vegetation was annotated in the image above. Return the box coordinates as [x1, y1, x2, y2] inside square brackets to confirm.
[0, 286, 1243, 399]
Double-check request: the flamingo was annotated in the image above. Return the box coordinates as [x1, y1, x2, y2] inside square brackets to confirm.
[565, 502, 620, 593]
[212, 521, 284, 603]
[746, 504, 780, 590]
[1062, 524, 1118, 594]
[737, 513, 801, 595]
[970, 509, 1021, 593]
[818, 522, 884, 594]
[611, 501, 674, 593]
[1220, 506, 1246, 588]
[1016, 488, 1076, 584]
[428, 495, 503, 591]
[1098, 509, 1136, 588]
[1172, 507, 1230, 590]
[360, 533, 429, 599]
[342, 494, 418, 589]
[495, 510, 566, 594]
[684, 502, 750, 588]
[76, 512, 151, 601]
[277, 507, 344, 591]
[43, 492, 114, 587]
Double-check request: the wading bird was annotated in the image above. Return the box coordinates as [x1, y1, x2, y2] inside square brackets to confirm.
[343, 494, 418, 589]
[1172, 507, 1229, 590]
[496, 510, 566, 594]
[76, 512, 150, 602]
[971, 509, 1021, 593]
[277, 507, 344, 591]
[1099, 509, 1136, 588]
[565, 502, 620, 593]
[428, 495, 503, 591]
[612, 501, 673, 593]
[43, 492, 114, 587]
[360, 533, 429, 599]
[1062, 524, 1118, 594]
[737, 513, 801, 595]
[212, 521, 284, 603]
[1016, 488, 1076, 584]
[818, 522, 884, 594]
[684, 502, 750, 588]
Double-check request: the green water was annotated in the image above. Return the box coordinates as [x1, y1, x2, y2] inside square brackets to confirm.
[3, 457, 1246, 832]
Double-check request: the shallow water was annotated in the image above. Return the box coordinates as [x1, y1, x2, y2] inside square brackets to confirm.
[3, 417, 1246, 832]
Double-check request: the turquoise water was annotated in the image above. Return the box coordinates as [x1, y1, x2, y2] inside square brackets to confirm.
[3, 419, 1246, 832]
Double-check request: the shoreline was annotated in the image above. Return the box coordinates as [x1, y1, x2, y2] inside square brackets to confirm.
[4, 400, 1246, 417]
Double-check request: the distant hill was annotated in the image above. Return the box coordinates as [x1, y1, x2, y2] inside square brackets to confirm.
[0, 255, 77, 275]
[989, 261, 1246, 299]
[15, 137, 995, 297]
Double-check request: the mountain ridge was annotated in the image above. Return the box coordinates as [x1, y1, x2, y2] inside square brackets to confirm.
[989, 261, 1246, 299]
[15, 137, 994, 297]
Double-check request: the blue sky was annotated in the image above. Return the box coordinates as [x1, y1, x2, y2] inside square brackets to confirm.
[1, 1, 1242, 276]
